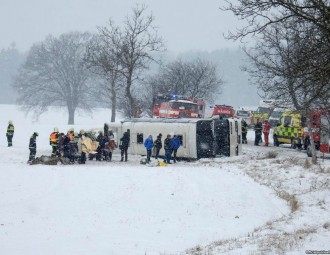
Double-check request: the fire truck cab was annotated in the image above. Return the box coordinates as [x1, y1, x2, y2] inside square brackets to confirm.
[153, 94, 205, 119]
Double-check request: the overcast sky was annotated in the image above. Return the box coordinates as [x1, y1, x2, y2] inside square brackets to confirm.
[0, 0, 242, 53]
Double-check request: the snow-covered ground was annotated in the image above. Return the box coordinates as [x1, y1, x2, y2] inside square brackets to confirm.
[0, 104, 329, 255]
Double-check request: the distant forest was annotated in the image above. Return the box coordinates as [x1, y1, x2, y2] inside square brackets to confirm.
[0, 45, 260, 107]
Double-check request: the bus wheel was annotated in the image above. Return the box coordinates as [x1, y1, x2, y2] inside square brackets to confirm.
[306, 145, 312, 157]
[291, 139, 297, 149]
[273, 136, 279, 147]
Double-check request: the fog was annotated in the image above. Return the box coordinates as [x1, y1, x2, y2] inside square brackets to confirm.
[0, 0, 260, 107]
[0, 0, 241, 53]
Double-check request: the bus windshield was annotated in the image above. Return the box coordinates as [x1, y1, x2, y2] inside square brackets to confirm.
[170, 102, 198, 111]
[236, 110, 249, 117]
[270, 111, 283, 118]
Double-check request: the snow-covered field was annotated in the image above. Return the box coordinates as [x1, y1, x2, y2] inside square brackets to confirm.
[0, 104, 329, 255]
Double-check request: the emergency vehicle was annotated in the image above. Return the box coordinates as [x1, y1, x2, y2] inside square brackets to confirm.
[269, 108, 285, 127]
[273, 110, 305, 148]
[235, 109, 251, 126]
[304, 110, 330, 157]
[206, 105, 235, 119]
[152, 94, 205, 119]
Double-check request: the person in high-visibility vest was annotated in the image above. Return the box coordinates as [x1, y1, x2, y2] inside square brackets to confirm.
[50, 127, 60, 157]
[6, 120, 14, 147]
[67, 128, 74, 141]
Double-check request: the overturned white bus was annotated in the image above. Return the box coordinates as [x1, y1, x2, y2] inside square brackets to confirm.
[115, 118, 242, 159]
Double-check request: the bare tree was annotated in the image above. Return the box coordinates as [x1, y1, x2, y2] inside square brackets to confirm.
[13, 32, 95, 124]
[141, 58, 223, 116]
[85, 25, 123, 122]
[222, 1, 330, 41]
[119, 4, 165, 118]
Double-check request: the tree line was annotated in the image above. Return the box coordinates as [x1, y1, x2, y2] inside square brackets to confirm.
[12, 5, 223, 125]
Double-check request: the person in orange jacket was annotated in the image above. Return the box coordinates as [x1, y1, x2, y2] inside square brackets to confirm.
[50, 127, 60, 157]
[263, 119, 271, 146]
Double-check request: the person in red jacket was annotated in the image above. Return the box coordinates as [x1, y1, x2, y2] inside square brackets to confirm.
[263, 119, 271, 146]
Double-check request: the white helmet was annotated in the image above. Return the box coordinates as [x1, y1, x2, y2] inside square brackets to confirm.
[9, 120, 13, 125]
[54, 127, 59, 132]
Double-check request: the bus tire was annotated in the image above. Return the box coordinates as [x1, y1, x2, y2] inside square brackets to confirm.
[291, 139, 297, 149]
[274, 136, 279, 147]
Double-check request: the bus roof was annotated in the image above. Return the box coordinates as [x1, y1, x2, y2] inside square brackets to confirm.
[121, 118, 212, 124]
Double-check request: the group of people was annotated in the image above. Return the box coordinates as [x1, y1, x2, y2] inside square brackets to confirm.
[241, 118, 271, 146]
[143, 133, 181, 164]
[28, 127, 82, 164]
[253, 118, 271, 146]
[27, 123, 128, 164]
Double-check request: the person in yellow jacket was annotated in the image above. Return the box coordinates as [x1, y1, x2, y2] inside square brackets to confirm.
[50, 127, 60, 157]
[6, 120, 14, 147]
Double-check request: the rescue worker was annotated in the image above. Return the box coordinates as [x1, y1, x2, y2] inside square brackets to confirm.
[254, 118, 263, 146]
[120, 131, 130, 162]
[50, 127, 60, 157]
[263, 119, 271, 146]
[144, 135, 154, 163]
[164, 134, 173, 164]
[171, 135, 181, 163]
[154, 133, 162, 159]
[6, 120, 14, 147]
[28, 132, 38, 163]
[67, 128, 74, 141]
[69, 132, 79, 163]
[241, 119, 248, 144]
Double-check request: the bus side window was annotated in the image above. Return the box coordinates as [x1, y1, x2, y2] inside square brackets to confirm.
[230, 122, 233, 134]
[137, 133, 143, 144]
[176, 135, 184, 147]
[235, 121, 238, 133]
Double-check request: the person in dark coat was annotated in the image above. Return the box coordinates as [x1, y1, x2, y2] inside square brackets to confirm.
[254, 118, 263, 146]
[6, 120, 14, 147]
[144, 135, 154, 163]
[171, 135, 181, 163]
[120, 131, 130, 162]
[164, 134, 173, 164]
[28, 132, 38, 163]
[58, 133, 70, 158]
[96, 131, 106, 161]
[241, 119, 248, 144]
[68, 133, 79, 163]
[154, 133, 162, 159]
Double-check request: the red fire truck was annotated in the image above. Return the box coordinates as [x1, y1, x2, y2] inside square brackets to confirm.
[208, 105, 235, 119]
[153, 94, 205, 119]
[304, 109, 330, 156]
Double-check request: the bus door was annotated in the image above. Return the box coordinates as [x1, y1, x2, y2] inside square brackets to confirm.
[196, 120, 214, 158]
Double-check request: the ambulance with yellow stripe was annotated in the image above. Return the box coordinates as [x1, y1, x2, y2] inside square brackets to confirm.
[273, 110, 305, 148]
